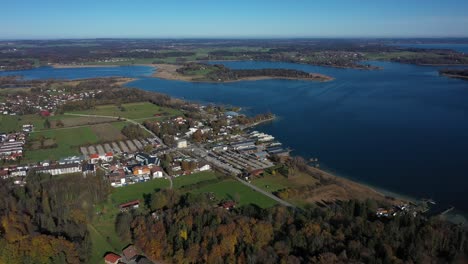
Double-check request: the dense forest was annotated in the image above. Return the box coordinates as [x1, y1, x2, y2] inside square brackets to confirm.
[116, 189, 468, 263]
[0, 173, 110, 263]
[176, 63, 329, 82]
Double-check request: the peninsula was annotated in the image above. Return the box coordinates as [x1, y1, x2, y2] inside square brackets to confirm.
[439, 68, 468, 80]
[153, 63, 333, 82]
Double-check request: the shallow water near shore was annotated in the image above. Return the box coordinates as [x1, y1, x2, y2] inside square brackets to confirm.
[1, 60, 468, 216]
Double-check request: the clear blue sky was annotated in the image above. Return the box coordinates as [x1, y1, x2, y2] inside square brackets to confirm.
[1, 0, 468, 39]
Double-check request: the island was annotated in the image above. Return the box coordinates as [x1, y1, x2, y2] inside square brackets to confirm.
[153, 62, 333, 82]
[439, 68, 468, 80]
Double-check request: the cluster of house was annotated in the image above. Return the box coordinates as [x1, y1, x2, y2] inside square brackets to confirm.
[0, 88, 101, 116]
[104, 244, 153, 264]
[0, 131, 28, 161]
[0, 157, 96, 185]
[106, 152, 164, 187]
[167, 154, 211, 177]
[376, 203, 416, 218]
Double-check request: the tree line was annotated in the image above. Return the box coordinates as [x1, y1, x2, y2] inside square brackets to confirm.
[116, 189, 468, 263]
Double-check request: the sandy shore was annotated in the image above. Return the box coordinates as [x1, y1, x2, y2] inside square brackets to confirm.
[152, 63, 333, 83]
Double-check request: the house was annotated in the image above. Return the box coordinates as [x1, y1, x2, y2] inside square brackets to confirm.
[104, 152, 114, 162]
[109, 169, 126, 187]
[119, 200, 140, 212]
[122, 245, 139, 261]
[221, 201, 236, 210]
[104, 253, 121, 264]
[59, 155, 84, 165]
[135, 152, 159, 165]
[133, 166, 151, 177]
[176, 139, 187, 148]
[151, 166, 164, 178]
[89, 153, 100, 164]
[198, 163, 211, 172]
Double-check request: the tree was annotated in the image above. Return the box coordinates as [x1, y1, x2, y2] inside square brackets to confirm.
[44, 119, 51, 129]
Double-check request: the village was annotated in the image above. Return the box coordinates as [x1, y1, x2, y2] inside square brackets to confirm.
[0, 86, 101, 116]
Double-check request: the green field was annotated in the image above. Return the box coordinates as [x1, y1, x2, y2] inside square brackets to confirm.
[173, 171, 218, 188]
[193, 179, 277, 208]
[0, 114, 78, 132]
[110, 178, 170, 205]
[26, 126, 99, 162]
[69, 102, 182, 120]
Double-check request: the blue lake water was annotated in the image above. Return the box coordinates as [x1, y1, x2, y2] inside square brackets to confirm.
[391, 43, 468, 53]
[128, 61, 468, 213]
[1, 60, 468, 214]
[0, 65, 154, 80]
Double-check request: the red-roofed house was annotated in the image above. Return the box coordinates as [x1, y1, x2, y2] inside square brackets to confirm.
[119, 200, 140, 212]
[104, 253, 121, 264]
[104, 152, 114, 162]
[89, 153, 99, 164]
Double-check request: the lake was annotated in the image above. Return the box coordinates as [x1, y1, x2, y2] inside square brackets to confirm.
[0, 65, 154, 80]
[1, 60, 468, 215]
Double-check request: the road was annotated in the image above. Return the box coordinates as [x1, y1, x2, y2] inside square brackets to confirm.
[233, 177, 296, 208]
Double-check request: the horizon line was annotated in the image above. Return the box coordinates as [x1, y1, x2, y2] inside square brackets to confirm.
[2, 36, 468, 41]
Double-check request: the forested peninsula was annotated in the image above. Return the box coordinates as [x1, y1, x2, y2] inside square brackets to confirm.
[153, 63, 332, 82]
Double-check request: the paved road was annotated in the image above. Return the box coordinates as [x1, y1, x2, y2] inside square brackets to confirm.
[233, 177, 296, 208]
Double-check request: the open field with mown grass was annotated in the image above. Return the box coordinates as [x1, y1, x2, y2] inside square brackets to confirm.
[192, 179, 278, 208]
[0, 114, 82, 132]
[69, 102, 182, 120]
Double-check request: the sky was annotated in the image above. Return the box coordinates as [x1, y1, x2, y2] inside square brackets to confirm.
[1, 0, 468, 39]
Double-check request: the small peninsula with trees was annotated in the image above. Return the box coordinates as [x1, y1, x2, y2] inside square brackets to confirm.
[153, 62, 333, 82]
[439, 69, 468, 80]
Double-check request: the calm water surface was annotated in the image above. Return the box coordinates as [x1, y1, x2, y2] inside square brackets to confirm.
[0, 65, 154, 80]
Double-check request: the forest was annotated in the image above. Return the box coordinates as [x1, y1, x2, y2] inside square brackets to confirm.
[116, 189, 468, 264]
[0, 172, 110, 263]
